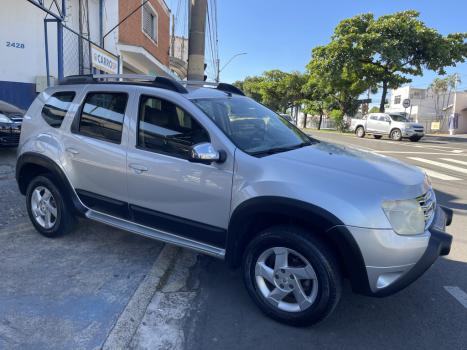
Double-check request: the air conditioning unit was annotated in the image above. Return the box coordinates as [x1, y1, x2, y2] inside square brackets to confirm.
[36, 76, 56, 93]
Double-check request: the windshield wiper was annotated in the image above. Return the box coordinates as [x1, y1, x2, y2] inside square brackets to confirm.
[250, 141, 312, 156]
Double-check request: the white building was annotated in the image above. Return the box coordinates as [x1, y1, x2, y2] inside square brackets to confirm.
[0, 0, 174, 110]
[386, 85, 467, 134]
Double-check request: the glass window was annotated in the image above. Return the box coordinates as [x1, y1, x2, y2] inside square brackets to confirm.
[78, 93, 127, 144]
[394, 95, 401, 105]
[370, 115, 378, 120]
[378, 116, 388, 122]
[138, 95, 210, 159]
[192, 96, 313, 155]
[41, 91, 76, 128]
[142, 5, 157, 42]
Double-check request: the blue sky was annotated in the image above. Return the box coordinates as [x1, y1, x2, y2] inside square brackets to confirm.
[212, 0, 467, 96]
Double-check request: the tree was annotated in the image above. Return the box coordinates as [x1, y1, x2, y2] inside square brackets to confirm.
[428, 74, 460, 118]
[327, 11, 467, 112]
[306, 44, 365, 117]
[369, 106, 380, 113]
[302, 76, 334, 130]
[234, 70, 307, 114]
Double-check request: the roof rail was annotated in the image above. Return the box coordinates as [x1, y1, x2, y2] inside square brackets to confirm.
[179, 81, 245, 96]
[58, 74, 188, 94]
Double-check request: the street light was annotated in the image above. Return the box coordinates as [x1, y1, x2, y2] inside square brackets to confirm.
[216, 52, 247, 82]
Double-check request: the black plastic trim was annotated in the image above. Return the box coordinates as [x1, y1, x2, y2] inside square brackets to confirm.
[130, 204, 227, 248]
[76, 189, 130, 220]
[225, 196, 369, 293]
[16, 152, 87, 215]
[216, 83, 245, 96]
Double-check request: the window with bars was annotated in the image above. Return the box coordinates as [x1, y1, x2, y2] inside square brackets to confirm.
[142, 4, 158, 43]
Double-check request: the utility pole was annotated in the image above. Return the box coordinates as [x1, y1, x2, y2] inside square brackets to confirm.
[187, 0, 207, 81]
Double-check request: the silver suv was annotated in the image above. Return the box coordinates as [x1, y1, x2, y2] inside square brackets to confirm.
[351, 112, 425, 141]
[16, 75, 452, 326]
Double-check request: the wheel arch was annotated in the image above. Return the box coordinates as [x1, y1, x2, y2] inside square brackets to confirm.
[225, 196, 371, 294]
[16, 152, 87, 215]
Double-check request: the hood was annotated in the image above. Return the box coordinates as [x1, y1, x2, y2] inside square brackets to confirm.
[407, 122, 424, 128]
[274, 141, 425, 186]
[0, 100, 25, 115]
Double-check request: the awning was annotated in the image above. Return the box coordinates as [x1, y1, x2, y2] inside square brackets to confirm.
[117, 43, 177, 79]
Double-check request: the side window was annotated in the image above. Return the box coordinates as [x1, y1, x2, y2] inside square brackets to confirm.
[370, 116, 378, 120]
[378, 116, 387, 122]
[137, 95, 210, 159]
[78, 92, 127, 144]
[41, 91, 76, 128]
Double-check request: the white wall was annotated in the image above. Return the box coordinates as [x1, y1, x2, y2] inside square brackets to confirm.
[0, 0, 58, 83]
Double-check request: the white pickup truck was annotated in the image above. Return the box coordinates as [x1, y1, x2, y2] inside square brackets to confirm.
[350, 113, 425, 142]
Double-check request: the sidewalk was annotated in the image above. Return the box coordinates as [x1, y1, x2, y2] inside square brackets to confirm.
[426, 133, 467, 142]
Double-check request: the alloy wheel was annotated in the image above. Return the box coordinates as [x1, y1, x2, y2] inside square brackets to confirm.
[254, 247, 319, 312]
[30, 186, 58, 229]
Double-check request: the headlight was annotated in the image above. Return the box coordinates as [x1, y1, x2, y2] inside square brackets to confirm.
[0, 113, 13, 124]
[382, 199, 425, 235]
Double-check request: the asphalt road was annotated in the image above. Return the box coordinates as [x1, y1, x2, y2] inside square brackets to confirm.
[184, 133, 467, 350]
[0, 148, 165, 350]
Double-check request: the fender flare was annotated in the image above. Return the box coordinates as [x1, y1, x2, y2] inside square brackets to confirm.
[16, 152, 87, 215]
[226, 196, 371, 295]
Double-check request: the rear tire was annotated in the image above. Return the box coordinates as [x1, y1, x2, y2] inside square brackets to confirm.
[390, 129, 402, 141]
[373, 135, 383, 139]
[243, 225, 342, 326]
[356, 126, 365, 138]
[26, 175, 76, 238]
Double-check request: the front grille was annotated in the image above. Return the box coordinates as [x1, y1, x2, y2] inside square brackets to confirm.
[417, 190, 436, 229]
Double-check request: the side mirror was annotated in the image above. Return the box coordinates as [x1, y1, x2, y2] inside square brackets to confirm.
[190, 142, 226, 164]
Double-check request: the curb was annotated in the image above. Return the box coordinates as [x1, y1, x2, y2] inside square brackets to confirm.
[102, 244, 180, 350]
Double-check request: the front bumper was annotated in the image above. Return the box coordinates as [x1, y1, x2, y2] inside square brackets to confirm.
[403, 129, 425, 138]
[348, 205, 452, 296]
[0, 124, 21, 146]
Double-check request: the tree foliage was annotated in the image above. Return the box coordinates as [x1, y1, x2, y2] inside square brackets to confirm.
[233, 70, 307, 113]
[313, 10, 467, 112]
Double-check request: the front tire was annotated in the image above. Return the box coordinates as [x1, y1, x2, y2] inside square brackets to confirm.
[243, 226, 342, 326]
[26, 175, 76, 238]
[390, 128, 402, 141]
[373, 135, 383, 139]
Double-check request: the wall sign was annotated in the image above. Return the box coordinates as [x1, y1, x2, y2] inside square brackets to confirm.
[6, 42, 25, 49]
[91, 44, 119, 74]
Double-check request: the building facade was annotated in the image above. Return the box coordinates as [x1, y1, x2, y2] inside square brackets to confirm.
[386, 85, 467, 134]
[0, 0, 174, 110]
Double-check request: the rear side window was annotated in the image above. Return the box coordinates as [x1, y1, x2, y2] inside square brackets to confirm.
[78, 92, 128, 144]
[137, 95, 210, 159]
[41, 91, 76, 128]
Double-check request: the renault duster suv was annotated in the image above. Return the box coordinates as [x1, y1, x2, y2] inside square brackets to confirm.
[16, 74, 453, 326]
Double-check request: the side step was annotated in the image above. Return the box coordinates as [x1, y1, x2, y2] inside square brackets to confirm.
[86, 210, 226, 259]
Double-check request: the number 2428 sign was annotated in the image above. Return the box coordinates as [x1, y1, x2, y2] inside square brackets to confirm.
[6, 42, 25, 49]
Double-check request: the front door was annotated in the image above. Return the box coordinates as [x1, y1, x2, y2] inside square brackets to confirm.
[62, 89, 132, 218]
[126, 93, 234, 248]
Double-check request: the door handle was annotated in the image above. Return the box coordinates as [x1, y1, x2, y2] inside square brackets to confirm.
[129, 164, 148, 174]
[66, 147, 79, 155]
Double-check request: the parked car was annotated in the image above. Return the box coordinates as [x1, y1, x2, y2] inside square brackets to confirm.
[350, 112, 425, 141]
[16, 75, 452, 326]
[0, 100, 24, 146]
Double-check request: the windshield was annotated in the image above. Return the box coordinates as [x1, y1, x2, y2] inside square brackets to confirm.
[192, 96, 313, 155]
[389, 114, 409, 122]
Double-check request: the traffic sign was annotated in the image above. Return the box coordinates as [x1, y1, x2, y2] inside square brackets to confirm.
[402, 99, 411, 108]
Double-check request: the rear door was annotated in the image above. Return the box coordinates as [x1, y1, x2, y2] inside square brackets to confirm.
[125, 90, 235, 249]
[366, 115, 379, 132]
[62, 86, 133, 218]
[377, 115, 391, 134]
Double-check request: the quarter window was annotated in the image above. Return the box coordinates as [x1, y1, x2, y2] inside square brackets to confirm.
[78, 93, 127, 144]
[41, 91, 76, 128]
[137, 95, 209, 159]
